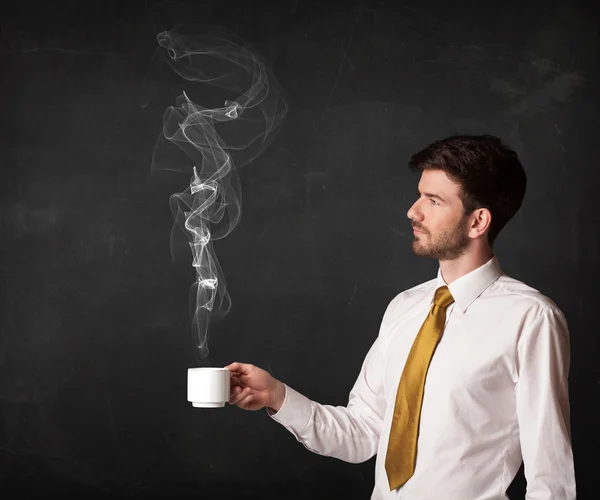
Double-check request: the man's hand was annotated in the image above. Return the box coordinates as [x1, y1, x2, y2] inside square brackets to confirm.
[225, 362, 286, 412]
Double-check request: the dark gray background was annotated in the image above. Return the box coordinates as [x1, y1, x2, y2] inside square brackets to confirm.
[1, 0, 598, 498]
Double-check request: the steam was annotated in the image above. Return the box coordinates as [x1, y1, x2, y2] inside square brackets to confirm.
[150, 25, 288, 359]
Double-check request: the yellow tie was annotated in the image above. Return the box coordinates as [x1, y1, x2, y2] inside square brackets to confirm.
[385, 285, 455, 491]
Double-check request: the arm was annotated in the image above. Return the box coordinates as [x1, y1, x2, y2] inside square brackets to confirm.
[268, 335, 387, 464]
[516, 307, 576, 499]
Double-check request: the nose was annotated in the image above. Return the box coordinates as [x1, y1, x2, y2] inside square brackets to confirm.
[407, 199, 423, 222]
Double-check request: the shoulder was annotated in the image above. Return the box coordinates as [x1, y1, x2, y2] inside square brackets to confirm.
[491, 274, 568, 332]
[382, 277, 437, 319]
[495, 274, 558, 310]
[375, 278, 436, 342]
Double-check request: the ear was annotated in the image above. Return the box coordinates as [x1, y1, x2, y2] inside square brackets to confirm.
[468, 208, 492, 239]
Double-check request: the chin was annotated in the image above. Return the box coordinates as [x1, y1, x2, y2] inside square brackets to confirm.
[411, 243, 430, 257]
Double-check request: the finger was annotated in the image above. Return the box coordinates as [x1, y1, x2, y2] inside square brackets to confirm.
[238, 391, 256, 410]
[225, 362, 246, 373]
[229, 386, 250, 406]
[229, 385, 242, 401]
[230, 375, 242, 387]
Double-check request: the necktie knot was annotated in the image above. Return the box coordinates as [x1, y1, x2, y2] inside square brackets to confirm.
[433, 286, 454, 308]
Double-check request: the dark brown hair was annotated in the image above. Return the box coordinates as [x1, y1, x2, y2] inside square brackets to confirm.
[409, 134, 527, 246]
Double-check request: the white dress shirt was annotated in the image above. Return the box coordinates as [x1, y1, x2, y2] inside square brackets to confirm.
[269, 256, 576, 499]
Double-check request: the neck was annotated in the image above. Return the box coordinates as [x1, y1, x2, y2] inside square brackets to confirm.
[438, 246, 494, 285]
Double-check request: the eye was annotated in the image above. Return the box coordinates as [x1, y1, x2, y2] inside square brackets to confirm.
[429, 198, 439, 205]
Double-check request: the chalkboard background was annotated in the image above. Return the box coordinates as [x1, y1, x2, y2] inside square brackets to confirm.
[1, 0, 598, 498]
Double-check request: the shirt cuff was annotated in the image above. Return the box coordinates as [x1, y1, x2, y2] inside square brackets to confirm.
[266, 384, 313, 436]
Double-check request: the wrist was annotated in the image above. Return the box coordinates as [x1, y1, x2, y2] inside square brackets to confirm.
[268, 380, 286, 413]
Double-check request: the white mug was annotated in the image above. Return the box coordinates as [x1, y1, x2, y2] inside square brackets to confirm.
[187, 367, 231, 408]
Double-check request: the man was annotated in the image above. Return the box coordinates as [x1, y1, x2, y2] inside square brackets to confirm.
[226, 135, 576, 499]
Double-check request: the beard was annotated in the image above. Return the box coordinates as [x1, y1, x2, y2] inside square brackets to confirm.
[411, 216, 471, 260]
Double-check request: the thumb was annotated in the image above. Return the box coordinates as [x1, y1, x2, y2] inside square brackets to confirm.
[225, 362, 250, 375]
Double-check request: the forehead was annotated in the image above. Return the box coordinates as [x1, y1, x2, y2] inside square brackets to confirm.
[417, 169, 461, 198]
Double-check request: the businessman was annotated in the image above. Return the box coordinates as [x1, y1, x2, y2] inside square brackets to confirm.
[226, 134, 576, 499]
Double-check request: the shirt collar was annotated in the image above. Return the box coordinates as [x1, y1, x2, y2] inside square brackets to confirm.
[435, 255, 503, 313]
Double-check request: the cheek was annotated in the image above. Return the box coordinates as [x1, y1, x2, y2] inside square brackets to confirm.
[429, 213, 455, 234]
[425, 209, 443, 227]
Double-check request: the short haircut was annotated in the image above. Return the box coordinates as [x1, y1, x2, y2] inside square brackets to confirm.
[409, 134, 527, 246]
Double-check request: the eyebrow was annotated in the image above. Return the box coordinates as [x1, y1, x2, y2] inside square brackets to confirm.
[418, 190, 447, 203]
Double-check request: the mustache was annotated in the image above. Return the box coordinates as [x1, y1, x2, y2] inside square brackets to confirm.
[411, 222, 428, 233]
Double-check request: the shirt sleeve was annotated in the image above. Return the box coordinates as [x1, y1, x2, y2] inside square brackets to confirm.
[267, 334, 387, 464]
[516, 306, 576, 499]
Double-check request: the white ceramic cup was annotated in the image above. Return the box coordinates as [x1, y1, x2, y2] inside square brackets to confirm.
[187, 367, 231, 408]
